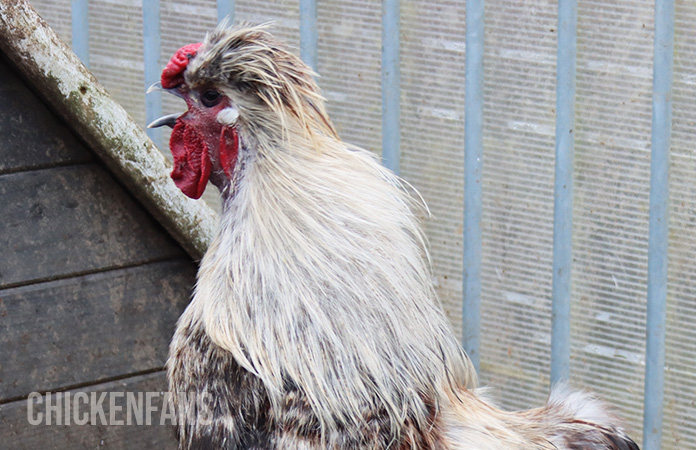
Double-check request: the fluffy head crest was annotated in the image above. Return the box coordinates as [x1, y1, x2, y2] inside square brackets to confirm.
[185, 23, 337, 140]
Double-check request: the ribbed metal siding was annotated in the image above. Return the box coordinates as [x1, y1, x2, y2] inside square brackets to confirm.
[572, 0, 654, 440]
[400, 1, 467, 339]
[317, 1, 382, 155]
[667, 1, 696, 448]
[478, 0, 557, 409]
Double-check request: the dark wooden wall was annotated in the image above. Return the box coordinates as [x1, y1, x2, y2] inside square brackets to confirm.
[0, 56, 196, 448]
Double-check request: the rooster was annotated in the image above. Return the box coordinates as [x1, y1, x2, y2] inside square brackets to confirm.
[148, 23, 640, 450]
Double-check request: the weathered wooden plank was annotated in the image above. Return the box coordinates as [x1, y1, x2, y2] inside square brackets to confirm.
[0, 56, 93, 173]
[0, 1, 217, 260]
[0, 371, 178, 449]
[0, 164, 186, 288]
[0, 260, 195, 401]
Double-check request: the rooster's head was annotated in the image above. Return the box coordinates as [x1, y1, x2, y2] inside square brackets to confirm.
[149, 23, 336, 199]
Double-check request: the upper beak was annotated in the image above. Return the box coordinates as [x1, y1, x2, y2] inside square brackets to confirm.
[147, 81, 186, 99]
[146, 81, 162, 94]
[147, 112, 183, 129]
[146, 82, 187, 129]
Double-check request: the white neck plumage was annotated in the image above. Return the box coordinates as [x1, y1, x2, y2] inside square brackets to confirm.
[186, 120, 476, 437]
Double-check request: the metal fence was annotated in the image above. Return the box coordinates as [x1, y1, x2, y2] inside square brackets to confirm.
[36, 1, 694, 449]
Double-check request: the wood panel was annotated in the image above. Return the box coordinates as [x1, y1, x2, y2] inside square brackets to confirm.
[0, 164, 185, 288]
[0, 371, 177, 449]
[0, 260, 196, 401]
[0, 56, 93, 173]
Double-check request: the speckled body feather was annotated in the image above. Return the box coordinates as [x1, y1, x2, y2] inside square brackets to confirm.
[165, 23, 640, 450]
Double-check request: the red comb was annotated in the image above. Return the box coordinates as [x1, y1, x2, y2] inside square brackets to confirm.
[161, 42, 203, 89]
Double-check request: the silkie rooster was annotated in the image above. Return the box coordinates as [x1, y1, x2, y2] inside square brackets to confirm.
[148, 23, 640, 450]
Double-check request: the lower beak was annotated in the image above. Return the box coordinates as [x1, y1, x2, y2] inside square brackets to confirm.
[147, 112, 184, 129]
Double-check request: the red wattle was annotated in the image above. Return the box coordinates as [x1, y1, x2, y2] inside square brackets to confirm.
[169, 120, 211, 199]
[161, 42, 203, 89]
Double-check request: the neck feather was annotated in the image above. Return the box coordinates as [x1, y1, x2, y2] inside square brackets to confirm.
[187, 126, 476, 437]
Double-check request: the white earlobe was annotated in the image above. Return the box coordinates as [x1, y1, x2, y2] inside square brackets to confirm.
[217, 106, 239, 125]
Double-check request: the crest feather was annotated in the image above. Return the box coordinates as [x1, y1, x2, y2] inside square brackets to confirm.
[187, 22, 337, 143]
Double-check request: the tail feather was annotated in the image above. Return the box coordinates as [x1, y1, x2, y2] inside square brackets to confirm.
[555, 422, 640, 450]
[545, 385, 640, 450]
[605, 430, 641, 450]
[442, 385, 640, 450]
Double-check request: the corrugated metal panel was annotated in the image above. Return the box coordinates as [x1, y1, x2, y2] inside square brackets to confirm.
[317, 1, 381, 154]
[667, 1, 696, 448]
[25, 1, 696, 448]
[90, 1, 147, 125]
[572, 1, 654, 441]
[401, 1, 467, 338]
[478, 0, 557, 410]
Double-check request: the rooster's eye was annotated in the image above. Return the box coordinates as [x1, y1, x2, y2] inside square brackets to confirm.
[201, 89, 222, 107]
